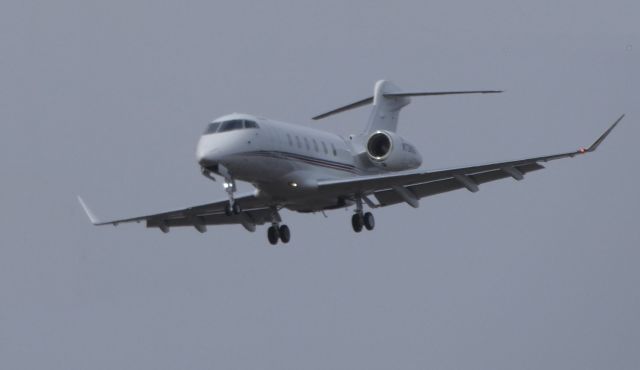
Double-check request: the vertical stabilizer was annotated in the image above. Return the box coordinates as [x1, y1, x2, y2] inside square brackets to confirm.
[363, 80, 410, 134]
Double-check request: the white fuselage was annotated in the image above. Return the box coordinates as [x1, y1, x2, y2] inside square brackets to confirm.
[196, 113, 422, 212]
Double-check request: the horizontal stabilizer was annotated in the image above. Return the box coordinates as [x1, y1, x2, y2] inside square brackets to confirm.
[312, 97, 374, 120]
[384, 90, 502, 98]
[312, 89, 502, 120]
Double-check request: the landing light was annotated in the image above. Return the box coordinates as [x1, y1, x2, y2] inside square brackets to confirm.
[289, 182, 298, 188]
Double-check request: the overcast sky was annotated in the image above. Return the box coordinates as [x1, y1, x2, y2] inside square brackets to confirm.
[1, 1, 638, 369]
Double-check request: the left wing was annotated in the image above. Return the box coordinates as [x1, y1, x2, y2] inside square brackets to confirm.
[78, 192, 274, 233]
[318, 115, 624, 207]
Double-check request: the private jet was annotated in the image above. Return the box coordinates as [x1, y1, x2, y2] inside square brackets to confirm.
[79, 80, 624, 244]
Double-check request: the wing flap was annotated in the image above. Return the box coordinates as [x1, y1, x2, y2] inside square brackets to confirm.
[317, 155, 561, 196]
[79, 192, 273, 230]
[147, 208, 272, 228]
[374, 163, 544, 206]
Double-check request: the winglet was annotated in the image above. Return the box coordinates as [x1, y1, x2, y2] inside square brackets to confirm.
[77, 196, 101, 225]
[585, 114, 625, 153]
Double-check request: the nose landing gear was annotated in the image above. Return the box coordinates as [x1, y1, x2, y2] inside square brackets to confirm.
[222, 179, 240, 216]
[208, 164, 241, 217]
[224, 201, 241, 217]
[200, 164, 241, 216]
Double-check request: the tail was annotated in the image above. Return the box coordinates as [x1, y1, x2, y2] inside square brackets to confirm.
[364, 80, 410, 133]
[312, 79, 502, 134]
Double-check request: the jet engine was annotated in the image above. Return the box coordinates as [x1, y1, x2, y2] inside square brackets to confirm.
[365, 130, 422, 171]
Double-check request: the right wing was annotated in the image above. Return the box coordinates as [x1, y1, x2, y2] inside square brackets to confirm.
[78, 193, 274, 233]
[317, 114, 624, 207]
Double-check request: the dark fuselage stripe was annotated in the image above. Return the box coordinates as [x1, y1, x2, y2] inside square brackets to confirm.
[243, 150, 359, 173]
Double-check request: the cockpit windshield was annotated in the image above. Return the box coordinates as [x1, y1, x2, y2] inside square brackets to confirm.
[204, 122, 221, 134]
[218, 120, 244, 132]
[203, 119, 259, 135]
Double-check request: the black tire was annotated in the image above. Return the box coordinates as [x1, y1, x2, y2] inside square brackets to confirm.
[363, 212, 375, 230]
[232, 202, 241, 214]
[279, 224, 291, 243]
[224, 203, 233, 217]
[351, 213, 364, 233]
[267, 226, 279, 245]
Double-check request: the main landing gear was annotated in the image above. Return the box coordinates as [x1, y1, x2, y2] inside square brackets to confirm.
[351, 212, 375, 232]
[351, 197, 375, 233]
[267, 223, 291, 245]
[265, 207, 291, 245]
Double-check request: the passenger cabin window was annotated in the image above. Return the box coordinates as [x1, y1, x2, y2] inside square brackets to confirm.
[295, 136, 302, 149]
[286, 134, 293, 146]
[331, 143, 337, 156]
[304, 137, 310, 151]
[321, 141, 328, 154]
[312, 139, 319, 152]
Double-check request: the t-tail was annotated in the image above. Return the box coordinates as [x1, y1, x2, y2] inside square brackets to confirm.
[364, 80, 410, 134]
[312, 79, 502, 135]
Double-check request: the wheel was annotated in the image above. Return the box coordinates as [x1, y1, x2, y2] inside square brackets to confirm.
[224, 203, 233, 216]
[267, 226, 279, 245]
[363, 212, 375, 231]
[232, 202, 241, 214]
[351, 213, 364, 233]
[279, 224, 291, 243]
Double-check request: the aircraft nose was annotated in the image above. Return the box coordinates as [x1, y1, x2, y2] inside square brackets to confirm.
[197, 147, 220, 167]
[196, 136, 220, 167]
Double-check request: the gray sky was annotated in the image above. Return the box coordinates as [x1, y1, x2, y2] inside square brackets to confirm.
[1, 1, 638, 369]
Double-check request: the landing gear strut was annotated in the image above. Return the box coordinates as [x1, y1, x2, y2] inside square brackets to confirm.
[201, 164, 241, 217]
[351, 196, 375, 232]
[224, 201, 241, 216]
[217, 164, 240, 217]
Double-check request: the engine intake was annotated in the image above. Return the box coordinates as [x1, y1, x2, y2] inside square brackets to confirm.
[367, 131, 393, 160]
[365, 130, 422, 171]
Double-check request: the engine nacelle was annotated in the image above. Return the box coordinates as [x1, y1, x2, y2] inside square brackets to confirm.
[366, 130, 422, 171]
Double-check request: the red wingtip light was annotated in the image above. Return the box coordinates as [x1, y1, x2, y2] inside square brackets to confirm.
[579, 147, 586, 153]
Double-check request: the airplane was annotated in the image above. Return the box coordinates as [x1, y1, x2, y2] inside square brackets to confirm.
[78, 80, 624, 245]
